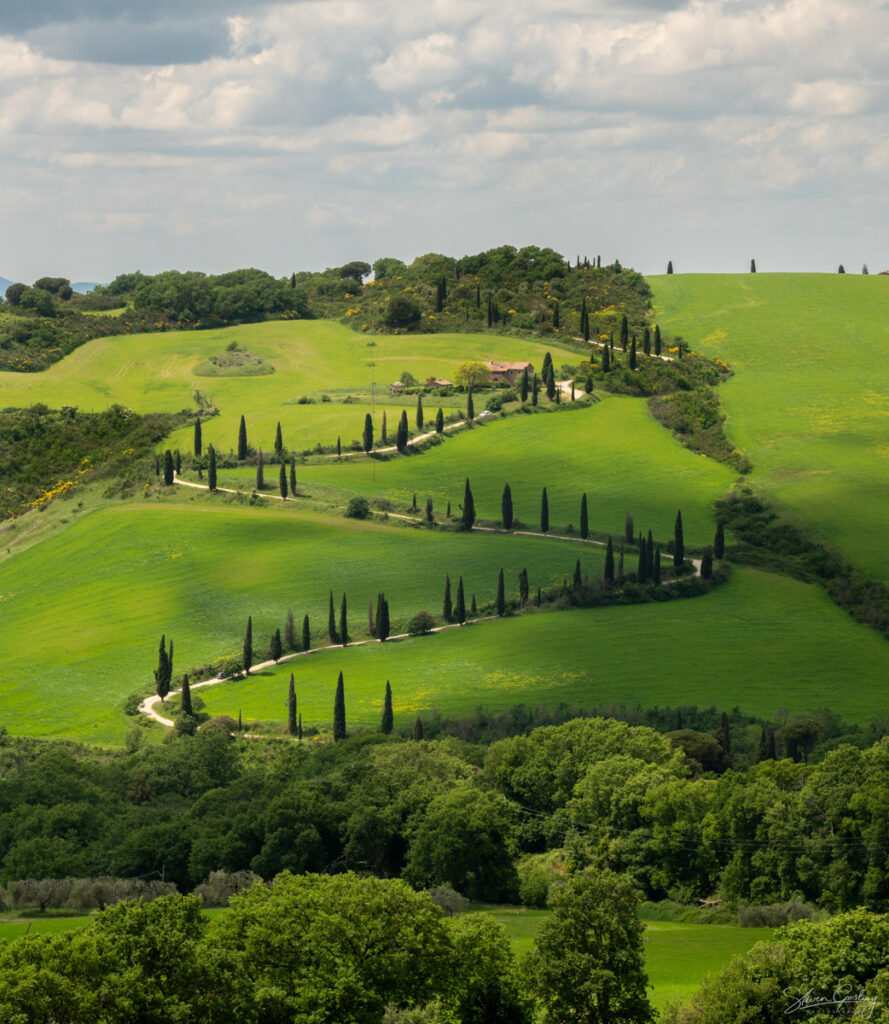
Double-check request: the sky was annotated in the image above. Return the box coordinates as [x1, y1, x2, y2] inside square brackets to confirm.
[2, 0, 888, 282]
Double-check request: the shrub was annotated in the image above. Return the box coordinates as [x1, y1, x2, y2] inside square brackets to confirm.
[408, 611, 436, 635]
[193, 870, 262, 908]
[427, 885, 469, 916]
[346, 496, 371, 519]
[738, 901, 815, 927]
[518, 850, 568, 907]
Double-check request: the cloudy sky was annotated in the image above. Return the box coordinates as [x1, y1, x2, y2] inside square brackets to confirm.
[2, 0, 888, 282]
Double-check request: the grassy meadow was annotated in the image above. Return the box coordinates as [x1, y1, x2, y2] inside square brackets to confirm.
[651, 273, 889, 581]
[0, 319, 580, 457]
[207, 395, 737, 548]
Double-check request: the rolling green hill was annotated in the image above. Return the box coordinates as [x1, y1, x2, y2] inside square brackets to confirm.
[651, 273, 889, 582]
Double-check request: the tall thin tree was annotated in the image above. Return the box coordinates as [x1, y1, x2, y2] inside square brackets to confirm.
[194, 419, 202, 457]
[604, 537, 615, 586]
[333, 671, 346, 741]
[328, 591, 338, 644]
[339, 592, 349, 646]
[274, 421, 283, 456]
[674, 510, 685, 568]
[381, 681, 393, 734]
[288, 673, 297, 736]
[285, 609, 295, 650]
[455, 576, 466, 624]
[279, 463, 288, 499]
[496, 567, 506, 616]
[501, 483, 514, 530]
[208, 446, 217, 491]
[580, 493, 589, 540]
[243, 616, 253, 675]
[443, 575, 452, 622]
[416, 394, 424, 431]
[256, 446, 264, 490]
[289, 455, 297, 495]
[363, 413, 373, 453]
[238, 415, 248, 460]
[540, 487, 549, 534]
[180, 674, 193, 717]
[461, 478, 476, 530]
[302, 614, 311, 652]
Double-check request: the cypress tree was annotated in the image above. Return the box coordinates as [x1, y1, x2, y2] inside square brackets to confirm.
[540, 487, 549, 533]
[288, 674, 297, 735]
[333, 671, 346, 741]
[279, 463, 288, 499]
[714, 521, 725, 559]
[863, 264, 869, 275]
[520, 368, 529, 402]
[647, 529, 655, 578]
[290, 456, 296, 495]
[475, 284, 481, 309]
[531, 374, 539, 405]
[580, 493, 589, 539]
[501, 483, 514, 530]
[496, 567, 506, 616]
[455, 576, 466, 624]
[238, 415, 247, 460]
[243, 616, 253, 675]
[378, 595, 390, 641]
[339, 592, 349, 646]
[674, 510, 685, 568]
[637, 536, 647, 582]
[471, 594, 478, 615]
[618, 539, 624, 582]
[536, 586, 542, 607]
[620, 314, 629, 351]
[285, 609, 295, 650]
[467, 389, 475, 421]
[653, 545, 662, 584]
[838, 264, 845, 274]
[750, 258, 756, 273]
[443, 575, 452, 622]
[519, 568, 529, 605]
[154, 635, 170, 699]
[629, 337, 637, 371]
[372, 593, 381, 636]
[447, 501, 451, 518]
[363, 413, 373, 453]
[553, 300, 560, 329]
[545, 365, 556, 400]
[270, 628, 282, 663]
[163, 449, 174, 486]
[542, 351, 553, 379]
[194, 418, 202, 457]
[298, 712, 302, 741]
[168, 639, 173, 688]
[413, 716, 424, 741]
[381, 681, 393, 734]
[425, 496, 434, 523]
[572, 558, 582, 591]
[381, 411, 387, 444]
[701, 547, 713, 579]
[328, 591, 338, 644]
[208, 445, 217, 491]
[396, 411, 409, 452]
[461, 478, 475, 530]
[412, 493, 417, 511]
[435, 407, 444, 433]
[486, 296, 494, 327]
[256, 446, 265, 490]
[643, 327, 651, 357]
[654, 325, 662, 356]
[601, 346, 610, 372]
[625, 511, 634, 544]
[584, 373, 593, 394]
[302, 614, 311, 652]
[667, 260, 673, 274]
[604, 537, 614, 585]
[175, 448, 182, 474]
[416, 394, 424, 430]
[274, 421, 283, 456]
[180, 674, 193, 717]
[238, 710, 242, 732]
[155, 454, 159, 476]
[336, 436, 341, 459]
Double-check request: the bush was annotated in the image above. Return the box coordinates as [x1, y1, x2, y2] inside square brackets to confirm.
[427, 885, 469, 916]
[408, 611, 436, 635]
[346, 496, 371, 519]
[193, 870, 262, 908]
[518, 850, 567, 907]
[738, 901, 815, 927]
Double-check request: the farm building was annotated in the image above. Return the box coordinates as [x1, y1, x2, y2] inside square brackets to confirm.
[484, 361, 534, 385]
[425, 377, 453, 388]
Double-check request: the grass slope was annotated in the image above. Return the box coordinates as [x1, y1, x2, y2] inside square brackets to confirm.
[195, 566, 889, 731]
[0, 319, 580, 455]
[211, 395, 736, 548]
[651, 274, 889, 582]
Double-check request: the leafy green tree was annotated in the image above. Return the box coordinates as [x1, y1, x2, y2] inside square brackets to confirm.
[714, 521, 725, 559]
[163, 449, 174, 486]
[334, 671, 347, 740]
[386, 295, 421, 328]
[285, 609, 295, 650]
[288, 673, 297, 736]
[363, 414, 373, 453]
[381, 681, 394, 734]
[396, 411, 409, 452]
[194, 418, 202, 457]
[339, 593, 349, 646]
[302, 614, 311, 652]
[540, 487, 549, 533]
[328, 591, 339, 644]
[604, 537, 615, 586]
[526, 868, 653, 1024]
[674, 510, 685, 568]
[243, 616, 253, 674]
[274, 421, 283, 456]
[461, 478, 476, 530]
[270, 628, 282, 663]
[416, 395, 424, 430]
[237, 415, 247, 460]
[279, 463, 287, 499]
[580, 493, 589, 539]
[496, 568, 506, 616]
[443, 575, 452, 622]
[501, 483, 514, 529]
[435, 407, 444, 433]
[256, 446, 265, 490]
[454, 577, 466, 624]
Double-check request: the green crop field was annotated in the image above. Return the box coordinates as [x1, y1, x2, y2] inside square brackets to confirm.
[651, 273, 889, 582]
[0, 319, 580, 456]
[465, 906, 772, 1010]
[194, 566, 889, 731]
[207, 394, 736, 548]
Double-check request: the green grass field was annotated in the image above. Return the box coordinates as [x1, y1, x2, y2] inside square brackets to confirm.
[0, 915, 91, 941]
[207, 394, 736, 548]
[0, 319, 579, 456]
[466, 906, 771, 1010]
[651, 273, 889, 582]
[194, 565, 889, 731]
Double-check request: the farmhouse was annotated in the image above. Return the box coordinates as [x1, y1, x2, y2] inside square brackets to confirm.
[425, 376, 453, 388]
[484, 361, 533, 385]
[390, 380, 406, 395]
